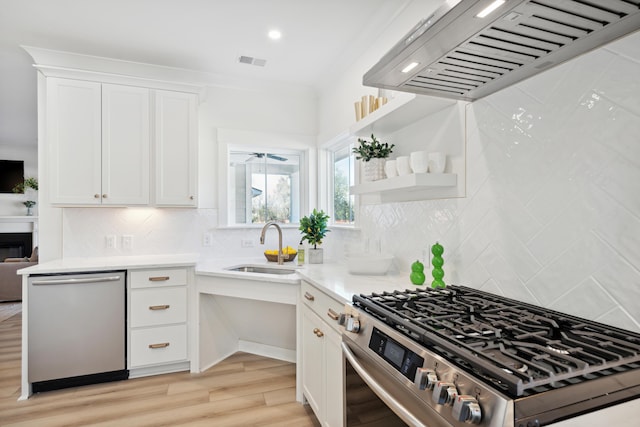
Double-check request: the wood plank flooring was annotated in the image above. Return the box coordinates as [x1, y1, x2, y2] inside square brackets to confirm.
[0, 303, 320, 426]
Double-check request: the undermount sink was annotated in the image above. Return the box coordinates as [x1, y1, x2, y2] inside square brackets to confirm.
[225, 265, 297, 275]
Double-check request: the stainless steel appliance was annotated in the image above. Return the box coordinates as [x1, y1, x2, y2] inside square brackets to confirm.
[363, 0, 640, 101]
[342, 285, 640, 426]
[28, 271, 128, 392]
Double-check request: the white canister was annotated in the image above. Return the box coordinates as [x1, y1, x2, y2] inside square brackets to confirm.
[396, 156, 412, 176]
[384, 160, 398, 178]
[410, 151, 429, 173]
[428, 152, 446, 173]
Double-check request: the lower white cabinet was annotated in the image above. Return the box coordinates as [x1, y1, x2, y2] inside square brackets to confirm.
[301, 281, 344, 427]
[128, 267, 190, 375]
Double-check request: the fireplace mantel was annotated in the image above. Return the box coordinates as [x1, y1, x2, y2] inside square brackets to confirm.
[0, 216, 38, 235]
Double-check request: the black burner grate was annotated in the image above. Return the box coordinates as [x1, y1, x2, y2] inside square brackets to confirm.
[353, 285, 640, 397]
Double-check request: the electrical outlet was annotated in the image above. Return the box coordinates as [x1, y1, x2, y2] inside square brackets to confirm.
[105, 235, 117, 249]
[203, 232, 213, 247]
[241, 239, 254, 248]
[122, 235, 133, 250]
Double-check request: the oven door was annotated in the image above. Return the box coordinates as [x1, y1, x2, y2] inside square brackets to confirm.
[342, 335, 452, 427]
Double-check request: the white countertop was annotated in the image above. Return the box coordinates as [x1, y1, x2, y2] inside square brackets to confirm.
[18, 253, 200, 275]
[19, 254, 421, 304]
[196, 257, 417, 304]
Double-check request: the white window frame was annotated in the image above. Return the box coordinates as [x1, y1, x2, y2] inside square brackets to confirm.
[217, 128, 314, 228]
[320, 134, 359, 227]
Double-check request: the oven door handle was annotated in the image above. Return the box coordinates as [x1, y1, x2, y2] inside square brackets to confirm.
[341, 341, 428, 427]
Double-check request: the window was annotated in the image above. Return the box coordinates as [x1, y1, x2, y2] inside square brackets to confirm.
[228, 150, 301, 225]
[331, 144, 355, 225]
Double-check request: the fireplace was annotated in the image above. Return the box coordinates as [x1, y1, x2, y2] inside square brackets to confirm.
[0, 233, 33, 261]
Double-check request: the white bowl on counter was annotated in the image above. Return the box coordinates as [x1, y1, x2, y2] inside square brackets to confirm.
[346, 254, 394, 275]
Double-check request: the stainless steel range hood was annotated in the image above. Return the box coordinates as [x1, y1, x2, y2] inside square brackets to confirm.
[364, 0, 640, 101]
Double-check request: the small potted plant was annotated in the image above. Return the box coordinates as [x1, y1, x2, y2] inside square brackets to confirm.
[299, 209, 330, 264]
[23, 200, 36, 216]
[12, 177, 39, 193]
[352, 134, 395, 181]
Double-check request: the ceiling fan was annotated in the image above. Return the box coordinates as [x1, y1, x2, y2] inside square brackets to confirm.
[249, 153, 288, 162]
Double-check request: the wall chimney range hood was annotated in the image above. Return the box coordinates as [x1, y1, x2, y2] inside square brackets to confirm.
[363, 0, 640, 101]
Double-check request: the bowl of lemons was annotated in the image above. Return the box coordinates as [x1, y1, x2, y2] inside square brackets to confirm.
[264, 246, 297, 263]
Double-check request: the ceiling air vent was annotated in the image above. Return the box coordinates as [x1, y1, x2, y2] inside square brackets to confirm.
[238, 55, 267, 67]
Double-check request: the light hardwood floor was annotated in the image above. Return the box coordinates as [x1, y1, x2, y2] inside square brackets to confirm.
[0, 303, 320, 426]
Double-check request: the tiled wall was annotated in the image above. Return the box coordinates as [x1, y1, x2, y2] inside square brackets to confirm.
[355, 33, 640, 332]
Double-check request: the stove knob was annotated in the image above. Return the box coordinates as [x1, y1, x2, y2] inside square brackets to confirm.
[345, 316, 361, 333]
[452, 395, 482, 424]
[432, 381, 458, 406]
[415, 368, 438, 390]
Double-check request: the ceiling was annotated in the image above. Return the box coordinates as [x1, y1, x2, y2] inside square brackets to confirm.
[0, 0, 414, 147]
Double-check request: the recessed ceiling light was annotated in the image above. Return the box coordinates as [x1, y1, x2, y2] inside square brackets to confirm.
[268, 29, 282, 40]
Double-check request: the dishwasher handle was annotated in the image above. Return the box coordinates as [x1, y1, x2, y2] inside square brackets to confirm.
[341, 341, 428, 427]
[31, 275, 123, 286]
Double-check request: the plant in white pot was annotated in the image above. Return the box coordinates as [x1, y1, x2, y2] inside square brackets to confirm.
[299, 209, 330, 264]
[352, 134, 395, 181]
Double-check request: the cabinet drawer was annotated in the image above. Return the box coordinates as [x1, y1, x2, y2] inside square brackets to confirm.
[130, 268, 187, 289]
[131, 287, 187, 327]
[130, 324, 187, 367]
[301, 281, 345, 332]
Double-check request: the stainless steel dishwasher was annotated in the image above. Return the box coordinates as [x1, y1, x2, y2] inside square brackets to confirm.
[28, 270, 128, 393]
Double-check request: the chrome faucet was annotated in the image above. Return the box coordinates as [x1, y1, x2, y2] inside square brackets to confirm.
[260, 221, 287, 265]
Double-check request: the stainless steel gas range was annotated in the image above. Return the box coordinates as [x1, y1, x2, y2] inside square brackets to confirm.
[341, 285, 640, 427]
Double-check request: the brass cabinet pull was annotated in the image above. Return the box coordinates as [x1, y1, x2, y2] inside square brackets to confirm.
[149, 304, 170, 310]
[102, 194, 107, 198]
[190, 196, 194, 200]
[304, 292, 315, 301]
[314, 328, 324, 338]
[94, 194, 100, 199]
[327, 308, 339, 321]
[148, 276, 170, 282]
[148, 342, 170, 349]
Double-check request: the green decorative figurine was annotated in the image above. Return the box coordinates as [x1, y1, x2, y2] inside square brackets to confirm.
[431, 242, 446, 289]
[410, 260, 426, 285]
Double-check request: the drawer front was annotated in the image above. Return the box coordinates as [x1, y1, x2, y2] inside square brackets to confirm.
[301, 281, 345, 332]
[130, 324, 187, 367]
[131, 287, 187, 327]
[130, 268, 187, 289]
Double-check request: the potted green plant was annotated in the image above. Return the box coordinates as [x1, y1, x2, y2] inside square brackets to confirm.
[299, 209, 330, 264]
[352, 134, 395, 181]
[12, 177, 39, 193]
[23, 200, 36, 216]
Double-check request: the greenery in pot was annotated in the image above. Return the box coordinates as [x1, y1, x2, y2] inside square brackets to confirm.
[12, 177, 39, 194]
[23, 201, 36, 208]
[351, 134, 395, 162]
[299, 209, 330, 249]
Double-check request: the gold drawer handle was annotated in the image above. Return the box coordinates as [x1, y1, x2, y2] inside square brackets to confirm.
[327, 308, 339, 321]
[149, 304, 170, 310]
[304, 292, 315, 301]
[149, 276, 170, 282]
[148, 342, 170, 349]
[313, 328, 324, 338]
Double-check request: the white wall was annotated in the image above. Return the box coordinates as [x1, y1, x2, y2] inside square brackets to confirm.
[324, 31, 640, 332]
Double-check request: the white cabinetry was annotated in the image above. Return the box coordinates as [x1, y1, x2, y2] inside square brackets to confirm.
[47, 78, 150, 205]
[46, 77, 197, 207]
[128, 268, 190, 376]
[301, 281, 344, 427]
[154, 90, 198, 206]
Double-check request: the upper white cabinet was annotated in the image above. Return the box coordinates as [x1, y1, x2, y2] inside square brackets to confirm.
[102, 84, 150, 205]
[47, 78, 103, 205]
[154, 90, 198, 207]
[46, 78, 197, 207]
